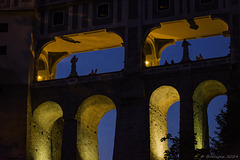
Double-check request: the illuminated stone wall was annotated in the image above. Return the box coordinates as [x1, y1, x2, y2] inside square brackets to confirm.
[193, 80, 227, 150]
[51, 118, 64, 160]
[75, 95, 116, 160]
[30, 101, 63, 160]
[149, 86, 180, 160]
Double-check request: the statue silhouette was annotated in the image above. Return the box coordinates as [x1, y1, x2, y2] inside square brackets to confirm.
[69, 55, 79, 77]
[181, 39, 191, 63]
[164, 60, 169, 65]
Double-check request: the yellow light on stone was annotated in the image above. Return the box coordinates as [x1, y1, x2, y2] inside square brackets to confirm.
[193, 80, 227, 150]
[38, 76, 42, 81]
[75, 95, 116, 160]
[149, 86, 180, 160]
[145, 61, 149, 65]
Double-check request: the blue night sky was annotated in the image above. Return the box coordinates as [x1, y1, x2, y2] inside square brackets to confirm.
[57, 36, 230, 160]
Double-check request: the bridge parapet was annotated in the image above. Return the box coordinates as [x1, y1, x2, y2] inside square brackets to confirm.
[32, 71, 123, 87]
[143, 56, 232, 75]
[33, 56, 232, 88]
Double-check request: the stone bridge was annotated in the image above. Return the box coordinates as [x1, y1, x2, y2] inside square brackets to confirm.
[1, 0, 240, 160]
[30, 56, 233, 160]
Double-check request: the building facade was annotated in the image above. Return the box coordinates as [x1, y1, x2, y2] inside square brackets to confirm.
[0, 0, 240, 159]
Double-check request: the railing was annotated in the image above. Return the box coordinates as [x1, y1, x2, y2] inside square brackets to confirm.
[33, 56, 232, 87]
[143, 56, 232, 74]
[32, 71, 123, 87]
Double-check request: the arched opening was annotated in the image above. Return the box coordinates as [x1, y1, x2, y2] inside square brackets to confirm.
[56, 47, 124, 79]
[159, 36, 230, 65]
[149, 86, 180, 160]
[193, 80, 227, 150]
[98, 109, 116, 160]
[166, 101, 180, 148]
[143, 15, 230, 67]
[37, 54, 50, 81]
[37, 29, 124, 81]
[75, 95, 117, 160]
[207, 95, 227, 147]
[30, 101, 63, 160]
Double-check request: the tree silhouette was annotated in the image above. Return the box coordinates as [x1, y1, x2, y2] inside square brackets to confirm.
[211, 93, 240, 156]
[163, 93, 240, 159]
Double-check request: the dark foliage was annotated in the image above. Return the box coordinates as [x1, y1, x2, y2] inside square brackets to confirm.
[161, 134, 180, 160]
[163, 93, 240, 159]
[211, 95, 240, 155]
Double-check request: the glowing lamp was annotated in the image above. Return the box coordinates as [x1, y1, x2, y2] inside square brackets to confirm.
[38, 76, 42, 81]
[145, 61, 149, 65]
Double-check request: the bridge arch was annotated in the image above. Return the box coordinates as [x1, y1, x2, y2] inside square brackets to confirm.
[75, 95, 116, 160]
[36, 29, 124, 81]
[193, 80, 227, 150]
[149, 85, 180, 160]
[30, 101, 63, 160]
[143, 15, 230, 67]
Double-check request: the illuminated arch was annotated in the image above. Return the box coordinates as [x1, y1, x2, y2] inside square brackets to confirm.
[37, 29, 124, 80]
[37, 53, 50, 81]
[143, 15, 230, 67]
[30, 101, 63, 160]
[149, 86, 180, 160]
[193, 80, 227, 150]
[75, 95, 116, 160]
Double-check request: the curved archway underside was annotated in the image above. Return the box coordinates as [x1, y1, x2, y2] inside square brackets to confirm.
[75, 95, 116, 160]
[31, 101, 63, 160]
[150, 86, 180, 160]
[144, 15, 229, 67]
[37, 29, 124, 81]
[193, 80, 227, 149]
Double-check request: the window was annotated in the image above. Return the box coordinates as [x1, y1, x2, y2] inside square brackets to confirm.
[158, 0, 169, 10]
[0, 23, 8, 32]
[53, 11, 64, 26]
[0, 46, 7, 55]
[97, 4, 109, 18]
[200, 0, 213, 4]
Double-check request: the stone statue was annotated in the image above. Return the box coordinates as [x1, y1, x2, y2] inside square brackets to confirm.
[69, 55, 78, 77]
[89, 69, 97, 75]
[181, 39, 191, 63]
[199, 53, 203, 60]
[89, 70, 94, 75]
[196, 53, 204, 60]
[164, 60, 169, 65]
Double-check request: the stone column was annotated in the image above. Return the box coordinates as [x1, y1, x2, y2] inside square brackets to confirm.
[113, 76, 149, 160]
[124, 27, 142, 73]
[113, 98, 149, 160]
[61, 117, 77, 160]
[231, 14, 240, 61]
[179, 79, 195, 160]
